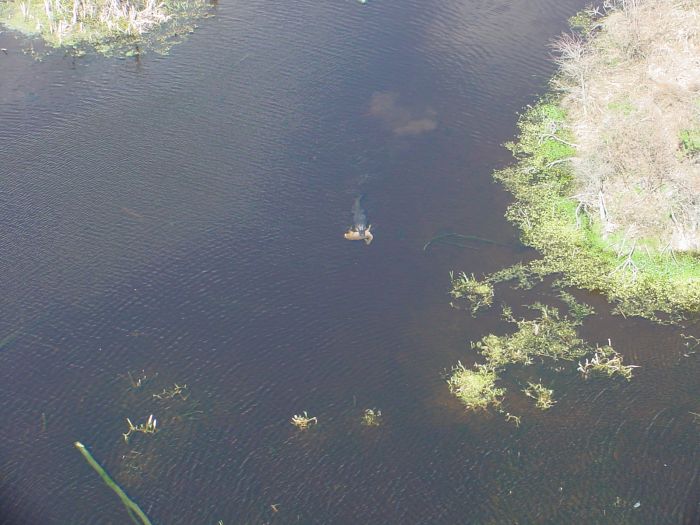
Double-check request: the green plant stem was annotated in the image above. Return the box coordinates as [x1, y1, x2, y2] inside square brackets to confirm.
[74, 441, 153, 525]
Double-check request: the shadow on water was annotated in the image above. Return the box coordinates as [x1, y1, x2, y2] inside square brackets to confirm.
[1, 0, 700, 523]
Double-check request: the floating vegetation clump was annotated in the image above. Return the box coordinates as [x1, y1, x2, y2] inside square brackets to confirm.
[449, 272, 494, 316]
[577, 343, 638, 380]
[556, 290, 595, 324]
[0, 0, 213, 56]
[448, 304, 636, 416]
[523, 382, 555, 410]
[449, 264, 538, 316]
[126, 370, 154, 390]
[447, 362, 504, 411]
[486, 262, 536, 290]
[361, 408, 382, 427]
[290, 411, 317, 430]
[474, 305, 588, 368]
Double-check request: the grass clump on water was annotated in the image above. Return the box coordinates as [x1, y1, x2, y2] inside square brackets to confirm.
[577, 343, 638, 380]
[448, 305, 636, 414]
[0, 0, 212, 55]
[449, 271, 494, 316]
[290, 411, 317, 430]
[474, 305, 588, 368]
[361, 408, 382, 427]
[523, 382, 555, 410]
[447, 363, 504, 411]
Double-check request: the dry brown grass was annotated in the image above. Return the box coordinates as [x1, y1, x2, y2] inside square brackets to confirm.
[553, 0, 700, 251]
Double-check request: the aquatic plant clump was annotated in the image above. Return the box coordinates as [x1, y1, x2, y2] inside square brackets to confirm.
[123, 414, 158, 443]
[556, 290, 595, 324]
[577, 343, 638, 380]
[474, 305, 588, 369]
[0, 0, 212, 54]
[290, 411, 317, 430]
[449, 271, 494, 316]
[523, 382, 555, 410]
[448, 305, 635, 414]
[152, 383, 189, 401]
[361, 408, 382, 427]
[447, 362, 504, 410]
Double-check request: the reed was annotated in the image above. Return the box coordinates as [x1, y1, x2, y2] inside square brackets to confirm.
[152, 383, 189, 401]
[123, 414, 158, 443]
[74, 441, 153, 525]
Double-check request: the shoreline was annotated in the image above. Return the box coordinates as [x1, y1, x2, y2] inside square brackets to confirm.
[495, 97, 700, 320]
[492, 1, 700, 321]
[0, 0, 212, 55]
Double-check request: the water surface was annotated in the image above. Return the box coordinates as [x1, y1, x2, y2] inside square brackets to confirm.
[1, 1, 699, 523]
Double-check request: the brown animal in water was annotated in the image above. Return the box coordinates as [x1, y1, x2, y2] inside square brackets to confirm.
[344, 224, 373, 245]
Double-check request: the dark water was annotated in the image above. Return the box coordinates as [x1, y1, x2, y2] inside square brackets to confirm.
[1, 1, 699, 523]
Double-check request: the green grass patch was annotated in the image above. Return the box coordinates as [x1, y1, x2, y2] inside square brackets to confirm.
[495, 98, 700, 320]
[447, 363, 504, 410]
[473, 305, 588, 368]
[680, 129, 700, 155]
[523, 382, 555, 410]
[449, 272, 494, 316]
[607, 99, 636, 115]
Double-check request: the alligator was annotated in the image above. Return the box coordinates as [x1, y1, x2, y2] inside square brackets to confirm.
[344, 195, 373, 245]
